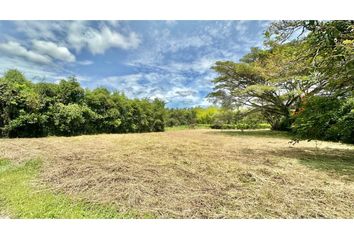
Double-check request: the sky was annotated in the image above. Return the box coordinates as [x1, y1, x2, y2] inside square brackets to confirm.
[0, 21, 270, 108]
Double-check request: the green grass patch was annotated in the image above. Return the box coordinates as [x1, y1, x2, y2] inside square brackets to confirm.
[0, 159, 136, 219]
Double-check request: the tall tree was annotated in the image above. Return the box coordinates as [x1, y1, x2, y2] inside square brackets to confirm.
[209, 20, 354, 131]
[209, 42, 315, 130]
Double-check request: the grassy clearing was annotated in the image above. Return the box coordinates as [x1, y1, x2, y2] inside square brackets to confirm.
[0, 129, 353, 218]
[0, 159, 136, 219]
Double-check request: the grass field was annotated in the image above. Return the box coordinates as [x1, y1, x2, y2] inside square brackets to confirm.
[0, 129, 353, 218]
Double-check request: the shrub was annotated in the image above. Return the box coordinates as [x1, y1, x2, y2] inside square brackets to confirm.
[292, 96, 354, 143]
[5, 112, 48, 138]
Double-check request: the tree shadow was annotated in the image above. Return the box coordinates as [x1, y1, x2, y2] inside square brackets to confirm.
[206, 130, 354, 181]
[271, 147, 354, 181]
[208, 129, 291, 139]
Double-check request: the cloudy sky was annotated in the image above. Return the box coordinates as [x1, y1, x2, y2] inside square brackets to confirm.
[0, 21, 270, 108]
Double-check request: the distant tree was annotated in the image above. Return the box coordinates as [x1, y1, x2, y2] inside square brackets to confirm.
[165, 108, 197, 127]
[195, 106, 219, 124]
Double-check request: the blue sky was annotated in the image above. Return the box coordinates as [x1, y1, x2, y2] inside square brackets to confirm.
[0, 21, 270, 108]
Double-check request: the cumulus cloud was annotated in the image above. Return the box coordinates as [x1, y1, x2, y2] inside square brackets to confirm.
[15, 21, 67, 41]
[0, 56, 66, 82]
[32, 40, 76, 62]
[15, 21, 141, 55]
[0, 41, 51, 64]
[67, 22, 141, 54]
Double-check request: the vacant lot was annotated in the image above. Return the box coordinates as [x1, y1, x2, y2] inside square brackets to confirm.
[1, 129, 354, 218]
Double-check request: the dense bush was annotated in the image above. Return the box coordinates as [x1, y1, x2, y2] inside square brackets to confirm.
[195, 107, 218, 124]
[292, 96, 354, 143]
[210, 122, 270, 130]
[210, 109, 269, 130]
[0, 70, 166, 137]
[165, 108, 197, 127]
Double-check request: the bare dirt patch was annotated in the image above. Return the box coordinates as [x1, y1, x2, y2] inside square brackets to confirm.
[1, 129, 353, 218]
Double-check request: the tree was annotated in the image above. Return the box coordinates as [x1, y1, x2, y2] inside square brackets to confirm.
[293, 96, 354, 143]
[209, 20, 353, 132]
[0, 70, 41, 137]
[208, 42, 315, 130]
[57, 77, 85, 104]
[49, 103, 97, 136]
[195, 106, 218, 124]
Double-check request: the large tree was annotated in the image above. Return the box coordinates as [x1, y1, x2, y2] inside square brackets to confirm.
[209, 42, 315, 130]
[209, 20, 354, 131]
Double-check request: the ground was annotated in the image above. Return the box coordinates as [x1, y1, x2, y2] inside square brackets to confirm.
[0, 129, 353, 218]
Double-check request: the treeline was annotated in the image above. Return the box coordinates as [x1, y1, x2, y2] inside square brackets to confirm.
[0, 69, 268, 138]
[166, 107, 269, 129]
[0, 70, 165, 137]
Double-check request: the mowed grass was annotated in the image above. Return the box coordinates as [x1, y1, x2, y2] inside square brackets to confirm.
[166, 124, 210, 131]
[0, 159, 136, 218]
[0, 129, 353, 218]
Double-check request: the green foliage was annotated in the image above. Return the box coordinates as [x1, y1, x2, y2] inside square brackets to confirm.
[335, 98, 354, 143]
[195, 106, 218, 124]
[5, 111, 48, 138]
[0, 70, 41, 136]
[209, 20, 353, 142]
[208, 43, 309, 131]
[293, 96, 354, 143]
[210, 109, 269, 130]
[165, 108, 197, 127]
[0, 70, 166, 138]
[49, 103, 97, 136]
[57, 77, 85, 104]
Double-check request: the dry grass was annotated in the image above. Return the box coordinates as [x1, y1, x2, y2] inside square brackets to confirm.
[1, 129, 353, 218]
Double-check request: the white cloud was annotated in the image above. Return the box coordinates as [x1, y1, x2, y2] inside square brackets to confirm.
[78, 60, 94, 65]
[204, 21, 234, 39]
[0, 41, 51, 64]
[165, 57, 217, 74]
[167, 35, 211, 53]
[32, 40, 76, 62]
[15, 21, 141, 55]
[67, 22, 141, 54]
[15, 21, 67, 41]
[94, 71, 211, 108]
[197, 98, 214, 107]
[0, 56, 62, 82]
[235, 20, 248, 35]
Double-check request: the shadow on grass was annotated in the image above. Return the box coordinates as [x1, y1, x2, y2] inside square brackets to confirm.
[274, 147, 354, 181]
[208, 129, 291, 139]
[207, 130, 354, 181]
